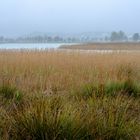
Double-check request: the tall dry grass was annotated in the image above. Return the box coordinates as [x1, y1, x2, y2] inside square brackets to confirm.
[0, 50, 140, 93]
[0, 50, 140, 139]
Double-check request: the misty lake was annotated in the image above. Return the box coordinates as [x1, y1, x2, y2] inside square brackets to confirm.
[0, 43, 67, 50]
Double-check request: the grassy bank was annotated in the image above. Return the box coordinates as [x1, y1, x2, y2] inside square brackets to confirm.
[59, 42, 140, 50]
[0, 50, 140, 139]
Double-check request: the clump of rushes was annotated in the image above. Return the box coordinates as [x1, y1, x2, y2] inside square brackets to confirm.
[86, 95, 140, 140]
[10, 96, 90, 140]
[71, 82, 106, 100]
[0, 84, 24, 111]
[73, 83, 95, 99]
[105, 80, 140, 97]
[72, 79, 140, 100]
[8, 95, 140, 140]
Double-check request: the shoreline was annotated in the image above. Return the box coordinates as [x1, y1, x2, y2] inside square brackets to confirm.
[59, 42, 140, 51]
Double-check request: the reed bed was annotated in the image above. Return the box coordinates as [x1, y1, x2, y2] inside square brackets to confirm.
[60, 42, 140, 50]
[0, 50, 140, 140]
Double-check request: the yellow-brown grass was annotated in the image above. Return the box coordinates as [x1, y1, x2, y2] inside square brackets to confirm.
[0, 50, 140, 93]
[0, 50, 140, 139]
[60, 42, 140, 50]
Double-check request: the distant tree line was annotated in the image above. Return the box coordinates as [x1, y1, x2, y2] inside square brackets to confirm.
[109, 31, 140, 42]
[110, 31, 128, 41]
[0, 32, 140, 43]
[0, 36, 80, 43]
[132, 33, 140, 41]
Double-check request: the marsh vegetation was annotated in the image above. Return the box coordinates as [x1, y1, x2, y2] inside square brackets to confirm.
[0, 49, 140, 140]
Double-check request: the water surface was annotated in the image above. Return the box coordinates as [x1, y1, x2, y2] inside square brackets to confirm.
[0, 43, 65, 49]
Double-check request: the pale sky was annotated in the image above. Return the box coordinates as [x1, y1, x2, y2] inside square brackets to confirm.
[0, 0, 140, 36]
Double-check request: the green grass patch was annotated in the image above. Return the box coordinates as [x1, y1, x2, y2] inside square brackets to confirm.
[105, 80, 140, 97]
[72, 80, 140, 100]
[0, 85, 23, 107]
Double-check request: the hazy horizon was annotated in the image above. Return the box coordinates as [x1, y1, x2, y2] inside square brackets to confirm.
[0, 0, 140, 37]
